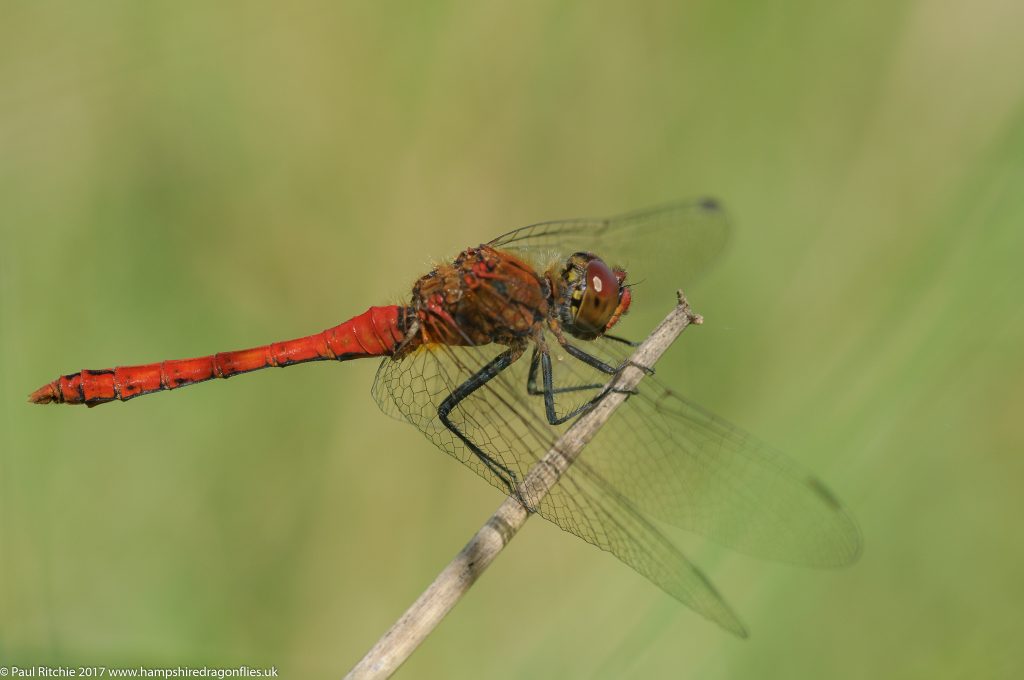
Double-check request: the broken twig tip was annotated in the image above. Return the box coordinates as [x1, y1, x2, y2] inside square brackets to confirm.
[675, 290, 700, 325]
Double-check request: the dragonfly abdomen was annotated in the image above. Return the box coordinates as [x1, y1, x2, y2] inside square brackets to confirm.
[29, 305, 410, 407]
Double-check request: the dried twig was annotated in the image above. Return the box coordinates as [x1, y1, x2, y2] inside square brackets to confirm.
[345, 291, 703, 679]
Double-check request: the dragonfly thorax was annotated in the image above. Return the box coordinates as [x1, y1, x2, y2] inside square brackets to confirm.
[402, 246, 550, 353]
[553, 253, 631, 341]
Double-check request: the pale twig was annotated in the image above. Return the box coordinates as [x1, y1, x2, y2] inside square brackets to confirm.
[345, 291, 703, 680]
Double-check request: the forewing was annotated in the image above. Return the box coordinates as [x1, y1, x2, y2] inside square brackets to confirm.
[371, 343, 748, 635]
[604, 383, 863, 566]
[543, 339, 863, 566]
[488, 198, 730, 293]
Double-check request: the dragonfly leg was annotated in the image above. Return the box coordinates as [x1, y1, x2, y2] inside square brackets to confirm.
[601, 333, 639, 347]
[525, 343, 639, 425]
[560, 342, 618, 374]
[600, 335, 656, 373]
[561, 340, 655, 377]
[438, 347, 532, 509]
[548, 320, 652, 374]
[525, 347, 603, 396]
[624, 359, 656, 375]
[537, 349, 638, 426]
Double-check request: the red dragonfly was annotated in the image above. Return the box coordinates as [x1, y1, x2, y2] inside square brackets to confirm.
[30, 199, 861, 636]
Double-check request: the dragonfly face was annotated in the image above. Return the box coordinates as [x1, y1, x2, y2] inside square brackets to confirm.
[554, 252, 632, 341]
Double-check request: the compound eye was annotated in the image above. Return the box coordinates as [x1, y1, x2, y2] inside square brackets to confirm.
[574, 259, 620, 333]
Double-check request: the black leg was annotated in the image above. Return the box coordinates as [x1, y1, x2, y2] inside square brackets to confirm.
[537, 349, 636, 425]
[563, 340, 655, 377]
[525, 342, 641, 425]
[438, 349, 529, 506]
[602, 334, 639, 347]
[526, 347, 603, 396]
[561, 342, 619, 374]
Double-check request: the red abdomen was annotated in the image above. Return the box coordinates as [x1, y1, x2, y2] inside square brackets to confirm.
[29, 306, 410, 407]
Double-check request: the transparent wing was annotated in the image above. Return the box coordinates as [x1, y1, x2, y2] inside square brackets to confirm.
[631, 387, 862, 566]
[370, 335, 861, 634]
[543, 337, 863, 566]
[488, 198, 731, 294]
[372, 342, 749, 636]
[371, 343, 517, 485]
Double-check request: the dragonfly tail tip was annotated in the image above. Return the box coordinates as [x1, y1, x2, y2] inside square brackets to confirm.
[28, 383, 58, 405]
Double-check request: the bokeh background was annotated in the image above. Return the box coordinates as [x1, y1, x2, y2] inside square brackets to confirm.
[3, 2, 1023, 678]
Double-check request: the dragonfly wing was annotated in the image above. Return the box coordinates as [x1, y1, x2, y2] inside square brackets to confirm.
[552, 346, 864, 561]
[487, 198, 731, 292]
[542, 339, 863, 566]
[371, 342, 748, 635]
[372, 358, 413, 423]
[602, 382, 863, 566]
[545, 454, 748, 636]
[372, 343, 523, 489]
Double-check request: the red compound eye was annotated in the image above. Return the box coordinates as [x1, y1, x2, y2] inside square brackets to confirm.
[574, 259, 620, 333]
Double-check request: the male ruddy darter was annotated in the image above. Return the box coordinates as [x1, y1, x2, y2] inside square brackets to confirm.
[29, 199, 862, 636]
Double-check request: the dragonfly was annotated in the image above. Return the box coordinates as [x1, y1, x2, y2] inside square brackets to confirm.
[29, 199, 862, 636]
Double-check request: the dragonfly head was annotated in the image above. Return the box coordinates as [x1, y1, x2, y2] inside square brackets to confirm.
[558, 253, 632, 340]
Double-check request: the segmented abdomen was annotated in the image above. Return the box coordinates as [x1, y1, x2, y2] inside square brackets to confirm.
[29, 306, 410, 407]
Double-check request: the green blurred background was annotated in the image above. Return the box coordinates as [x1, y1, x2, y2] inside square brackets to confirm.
[2, 1, 1022, 678]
